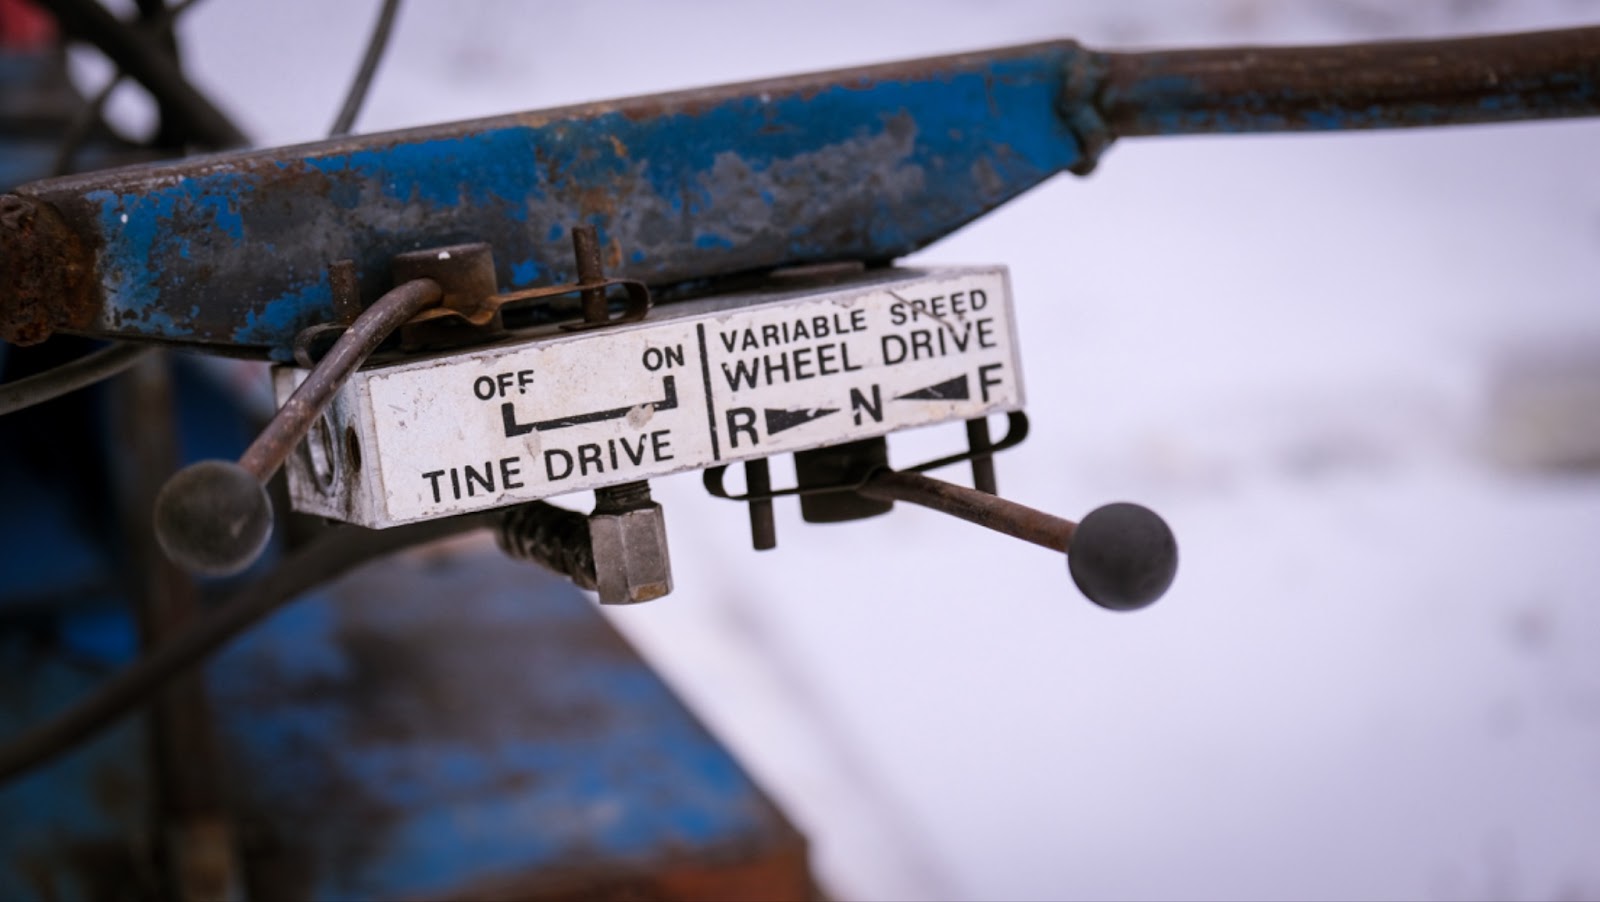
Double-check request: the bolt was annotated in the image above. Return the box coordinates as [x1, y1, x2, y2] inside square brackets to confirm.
[745, 458, 777, 550]
[568, 223, 671, 601]
[329, 259, 362, 325]
[588, 482, 673, 605]
[571, 224, 609, 325]
[966, 416, 997, 494]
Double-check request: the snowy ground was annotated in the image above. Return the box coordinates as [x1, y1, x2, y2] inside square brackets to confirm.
[92, 1, 1600, 898]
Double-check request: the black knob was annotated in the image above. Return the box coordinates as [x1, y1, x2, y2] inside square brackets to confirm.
[153, 460, 273, 576]
[1067, 502, 1178, 611]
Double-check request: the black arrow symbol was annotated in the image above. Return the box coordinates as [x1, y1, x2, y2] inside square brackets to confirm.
[896, 374, 969, 401]
[764, 406, 838, 436]
[502, 375, 678, 437]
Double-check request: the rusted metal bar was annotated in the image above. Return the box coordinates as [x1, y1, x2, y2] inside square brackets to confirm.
[0, 40, 1090, 354]
[858, 468, 1076, 552]
[1100, 26, 1600, 137]
[2, 27, 1596, 354]
[0, 192, 95, 346]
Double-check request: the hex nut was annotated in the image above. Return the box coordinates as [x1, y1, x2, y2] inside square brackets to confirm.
[588, 502, 672, 604]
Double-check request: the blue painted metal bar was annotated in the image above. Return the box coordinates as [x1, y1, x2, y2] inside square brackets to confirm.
[1, 27, 1597, 359]
[4, 42, 1092, 359]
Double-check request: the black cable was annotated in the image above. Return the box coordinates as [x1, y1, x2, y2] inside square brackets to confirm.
[0, 511, 497, 786]
[327, 0, 402, 138]
[51, 0, 208, 175]
[51, 73, 123, 177]
[39, 0, 247, 149]
[20, 0, 402, 413]
[0, 0, 442, 784]
[0, 343, 155, 416]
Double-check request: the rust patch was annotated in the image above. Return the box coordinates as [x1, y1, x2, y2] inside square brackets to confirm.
[0, 194, 97, 346]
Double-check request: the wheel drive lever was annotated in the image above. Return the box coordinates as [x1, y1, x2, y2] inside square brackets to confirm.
[855, 469, 1178, 611]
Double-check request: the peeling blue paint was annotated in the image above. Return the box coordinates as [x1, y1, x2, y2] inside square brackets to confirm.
[693, 233, 734, 250]
[236, 277, 333, 356]
[511, 258, 542, 283]
[38, 43, 1087, 356]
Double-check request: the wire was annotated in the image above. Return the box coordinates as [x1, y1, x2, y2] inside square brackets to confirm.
[0, 511, 497, 786]
[39, 0, 247, 149]
[15, 0, 405, 416]
[0, 343, 156, 416]
[327, 0, 401, 138]
[0, 2, 438, 783]
[51, 0, 209, 176]
[51, 74, 123, 178]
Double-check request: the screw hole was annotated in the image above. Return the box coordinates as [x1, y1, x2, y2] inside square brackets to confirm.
[303, 416, 337, 489]
[345, 426, 362, 473]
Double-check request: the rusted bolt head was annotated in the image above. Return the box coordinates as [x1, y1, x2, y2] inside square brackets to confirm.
[588, 502, 672, 604]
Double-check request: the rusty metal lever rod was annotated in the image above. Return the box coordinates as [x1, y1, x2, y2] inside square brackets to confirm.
[152, 278, 442, 576]
[857, 470, 1178, 611]
[1100, 26, 1600, 139]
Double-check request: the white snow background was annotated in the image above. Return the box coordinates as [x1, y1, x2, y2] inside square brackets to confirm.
[78, 1, 1600, 898]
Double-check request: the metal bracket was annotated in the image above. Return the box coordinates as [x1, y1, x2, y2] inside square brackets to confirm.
[1059, 46, 1113, 176]
[702, 410, 1029, 503]
[291, 236, 654, 366]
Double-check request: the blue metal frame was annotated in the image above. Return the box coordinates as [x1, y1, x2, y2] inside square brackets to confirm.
[18, 43, 1090, 359]
[5, 28, 1598, 358]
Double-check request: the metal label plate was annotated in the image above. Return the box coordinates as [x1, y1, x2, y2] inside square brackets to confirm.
[275, 266, 1024, 527]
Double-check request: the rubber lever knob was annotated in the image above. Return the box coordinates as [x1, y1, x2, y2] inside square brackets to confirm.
[1066, 502, 1178, 611]
[855, 469, 1177, 610]
[153, 459, 274, 576]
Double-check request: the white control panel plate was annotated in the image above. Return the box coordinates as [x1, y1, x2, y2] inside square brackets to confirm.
[275, 266, 1024, 527]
